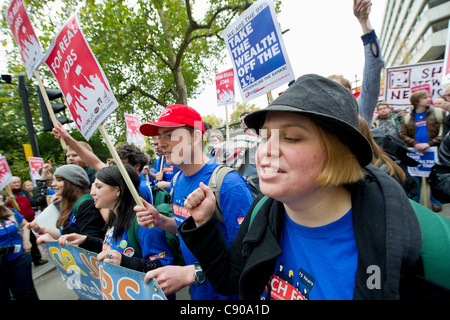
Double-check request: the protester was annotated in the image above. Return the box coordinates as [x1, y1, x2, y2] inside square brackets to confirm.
[154, 152, 180, 192]
[206, 129, 224, 158]
[178, 74, 450, 300]
[429, 132, 450, 203]
[328, 0, 384, 126]
[65, 142, 97, 186]
[34, 161, 56, 209]
[3, 176, 47, 266]
[28, 164, 105, 242]
[0, 197, 39, 300]
[57, 165, 173, 277]
[373, 102, 403, 138]
[22, 181, 34, 194]
[360, 116, 419, 198]
[52, 122, 153, 205]
[436, 89, 450, 137]
[136, 104, 253, 300]
[400, 90, 445, 212]
[240, 112, 256, 136]
[359, 116, 405, 183]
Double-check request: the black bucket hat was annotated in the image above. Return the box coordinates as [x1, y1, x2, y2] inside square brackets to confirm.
[244, 74, 373, 167]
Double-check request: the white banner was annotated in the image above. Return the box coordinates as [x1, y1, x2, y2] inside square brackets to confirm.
[385, 60, 444, 106]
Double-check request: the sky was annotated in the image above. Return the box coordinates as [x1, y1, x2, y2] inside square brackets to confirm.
[188, 0, 387, 121]
[1, 0, 387, 122]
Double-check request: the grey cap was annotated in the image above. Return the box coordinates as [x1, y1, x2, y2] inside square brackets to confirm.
[244, 74, 373, 167]
[54, 164, 90, 188]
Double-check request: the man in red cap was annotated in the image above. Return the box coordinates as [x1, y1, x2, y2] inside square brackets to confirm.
[137, 104, 253, 300]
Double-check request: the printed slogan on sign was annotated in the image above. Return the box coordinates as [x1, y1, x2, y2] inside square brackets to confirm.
[43, 15, 119, 140]
[45, 242, 166, 300]
[5, 0, 43, 78]
[385, 60, 444, 106]
[223, 0, 294, 102]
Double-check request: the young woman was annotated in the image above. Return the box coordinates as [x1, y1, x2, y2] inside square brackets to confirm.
[58, 164, 173, 276]
[0, 197, 38, 300]
[175, 74, 450, 300]
[28, 164, 105, 242]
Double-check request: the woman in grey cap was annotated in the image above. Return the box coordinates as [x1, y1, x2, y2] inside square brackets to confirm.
[178, 74, 450, 300]
[28, 164, 105, 242]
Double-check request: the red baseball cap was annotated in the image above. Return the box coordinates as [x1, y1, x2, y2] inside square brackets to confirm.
[140, 104, 205, 136]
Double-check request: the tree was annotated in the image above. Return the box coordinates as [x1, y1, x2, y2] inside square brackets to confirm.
[1, 0, 281, 142]
[229, 101, 259, 123]
[202, 114, 224, 128]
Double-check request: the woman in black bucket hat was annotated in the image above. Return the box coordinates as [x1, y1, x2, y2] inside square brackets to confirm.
[178, 74, 450, 300]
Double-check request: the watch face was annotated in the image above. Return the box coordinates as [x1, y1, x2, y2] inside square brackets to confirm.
[194, 264, 206, 285]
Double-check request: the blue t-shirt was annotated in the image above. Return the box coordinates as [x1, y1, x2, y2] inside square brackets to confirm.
[414, 111, 429, 143]
[0, 210, 24, 261]
[154, 157, 180, 191]
[171, 160, 253, 300]
[261, 209, 358, 300]
[102, 224, 173, 266]
[139, 181, 153, 205]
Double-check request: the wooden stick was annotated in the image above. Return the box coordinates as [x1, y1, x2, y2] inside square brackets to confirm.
[98, 124, 153, 228]
[34, 70, 67, 150]
[267, 91, 274, 104]
[421, 176, 429, 208]
[159, 155, 165, 173]
[4, 185, 20, 212]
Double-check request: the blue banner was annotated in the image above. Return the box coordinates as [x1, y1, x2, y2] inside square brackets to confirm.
[407, 147, 438, 177]
[223, 0, 294, 102]
[45, 242, 166, 300]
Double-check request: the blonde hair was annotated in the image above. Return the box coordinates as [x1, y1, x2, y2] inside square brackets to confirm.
[66, 141, 93, 153]
[314, 124, 366, 188]
[327, 75, 352, 90]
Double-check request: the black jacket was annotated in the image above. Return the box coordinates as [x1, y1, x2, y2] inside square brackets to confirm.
[429, 132, 450, 203]
[180, 165, 450, 300]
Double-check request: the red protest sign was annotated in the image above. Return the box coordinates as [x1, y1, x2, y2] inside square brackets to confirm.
[43, 15, 119, 140]
[5, 0, 43, 79]
[125, 113, 146, 147]
[215, 68, 235, 106]
[0, 156, 13, 191]
[28, 157, 44, 181]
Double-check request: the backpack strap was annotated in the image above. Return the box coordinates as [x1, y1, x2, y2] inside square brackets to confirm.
[169, 170, 183, 201]
[249, 195, 269, 228]
[73, 194, 93, 214]
[208, 165, 235, 224]
[127, 215, 142, 258]
[409, 199, 450, 288]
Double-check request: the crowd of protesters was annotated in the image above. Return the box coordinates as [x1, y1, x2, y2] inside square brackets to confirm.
[2, 0, 450, 301]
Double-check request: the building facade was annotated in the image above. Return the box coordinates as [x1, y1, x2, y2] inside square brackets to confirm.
[380, 0, 450, 67]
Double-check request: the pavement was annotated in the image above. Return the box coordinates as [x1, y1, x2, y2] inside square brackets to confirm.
[31, 190, 450, 300]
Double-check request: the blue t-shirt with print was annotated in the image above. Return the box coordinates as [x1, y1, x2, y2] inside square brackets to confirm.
[414, 111, 429, 143]
[154, 157, 180, 192]
[0, 209, 24, 261]
[171, 160, 253, 300]
[102, 224, 173, 266]
[261, 209, 358, 300]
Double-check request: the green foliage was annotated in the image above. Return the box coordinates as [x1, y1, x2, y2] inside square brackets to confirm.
[0, 0, 281, 176]
[229, 101, 259, 123]
[202, 114, 224, 128]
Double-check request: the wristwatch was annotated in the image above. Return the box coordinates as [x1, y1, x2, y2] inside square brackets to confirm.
[193, 262, 206, 286]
